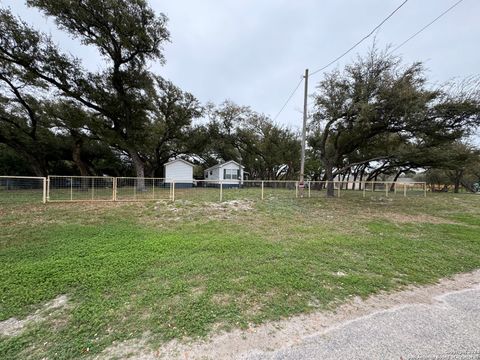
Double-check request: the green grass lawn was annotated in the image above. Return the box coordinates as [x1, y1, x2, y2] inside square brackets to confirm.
[1, 193, 479, 359]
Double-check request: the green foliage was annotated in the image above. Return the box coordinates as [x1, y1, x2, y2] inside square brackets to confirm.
[27, 0, 169, 66]
[310, 47, 480, 195]
[0, 1, 171, 179]
[424, 142, 480, 192]
[0, 144, 34, 175]
[202, 101, 300, 179]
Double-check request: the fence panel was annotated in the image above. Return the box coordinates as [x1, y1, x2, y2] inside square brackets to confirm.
[0, 176, 46, 204]
[115, 177, 171, 201]
[359, 181, 426, 197]
[397, 182, 427, 197]
[262, 180, 298, 199]
[173, 180, 302, 202]
[308, 181, 325, 198]
[229, 180, 263, 201]
[48, 176, 114, 202]
[305, 181, 427, 198]
[173, 180, 220, 202]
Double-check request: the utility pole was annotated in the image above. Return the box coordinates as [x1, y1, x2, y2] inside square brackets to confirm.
[299, 68, 309, 197]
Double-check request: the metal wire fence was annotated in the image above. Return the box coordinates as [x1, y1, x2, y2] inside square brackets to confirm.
[0, 176, 46, 203]
[47, 176, 115, 202]
[115, 177, 171, 201]
[172, 180, 302, 202]
[0, 176, 428, 204]
[307, 181, 427, 198]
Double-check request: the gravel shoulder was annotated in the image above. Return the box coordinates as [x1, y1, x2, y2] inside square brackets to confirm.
[99, 270, 480, 360]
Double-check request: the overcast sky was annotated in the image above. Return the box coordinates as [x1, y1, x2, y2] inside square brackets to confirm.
[2, 0, 479, 136]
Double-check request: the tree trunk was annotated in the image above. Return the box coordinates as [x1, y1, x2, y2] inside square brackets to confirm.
[454, 180, 460, 193]
[389, 169, 405, 192]
[130, 150, 146, 191]
[453, 170, 462, 194]
[72, 139, 89, 190]
[325, 165, 335, 197]
[358, 167, 365, 191]
[352, 169, 358, 191]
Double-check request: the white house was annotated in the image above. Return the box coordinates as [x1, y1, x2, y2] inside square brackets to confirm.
[204, 160, 244, 187]
[164, 159, 194, 187]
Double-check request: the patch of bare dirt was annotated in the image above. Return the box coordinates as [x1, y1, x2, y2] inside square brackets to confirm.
[94, 336, 155, 360]
[149, 199, 255, 224]
[96, 270, 480, 360]
[211, 293, 232, 306]
[0, 294, 69, 337]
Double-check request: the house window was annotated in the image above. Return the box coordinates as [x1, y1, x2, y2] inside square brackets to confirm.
[223, 169, 239, 180]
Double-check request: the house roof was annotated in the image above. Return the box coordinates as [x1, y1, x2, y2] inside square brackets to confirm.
[204, 160, 245, 172]
[164, 158, 194, 167]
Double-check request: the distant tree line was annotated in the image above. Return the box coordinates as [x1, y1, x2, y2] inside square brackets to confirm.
[1, 1, 479, 195]
[0, 1, 300, 184]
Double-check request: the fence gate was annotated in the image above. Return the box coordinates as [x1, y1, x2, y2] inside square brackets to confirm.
[0, 176, 46, 204]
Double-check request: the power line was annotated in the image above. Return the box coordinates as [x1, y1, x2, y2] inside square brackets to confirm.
[272, 0, 465, 121]
[272, 0, 409, 121]
[272, 76, 304, 121]
[390, 0, 465, 53]
[309, 0, 409, 77]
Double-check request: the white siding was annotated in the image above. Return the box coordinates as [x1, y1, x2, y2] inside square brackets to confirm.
[204, 161, 244, 184]
[165, 161, 193, 182]
[205, 167, 220, 180]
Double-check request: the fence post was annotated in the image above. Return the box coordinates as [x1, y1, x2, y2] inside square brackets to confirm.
[47, 176, 51, 203]
[308, 181, 311, 198]
[220, 181, 223, 202]
[394, 182, 397, 195]
[261, 181, 264, 200]
[113, 178, 117, 201]
[424, 182, 427, 197]
[404, 183, 407, 197]
[42, 177, 47, 204]
[385, 183, 388, 197]
[91, 177, 95, 200]
[363, 182, 366, 198]
[337, 182, 341, 198]
[133, 179, 137, 200]
[152, 180, 155, 200]
[295, 182, 298, 198]
[172, 181, 175, 202]
[70, 176, 73, 201]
